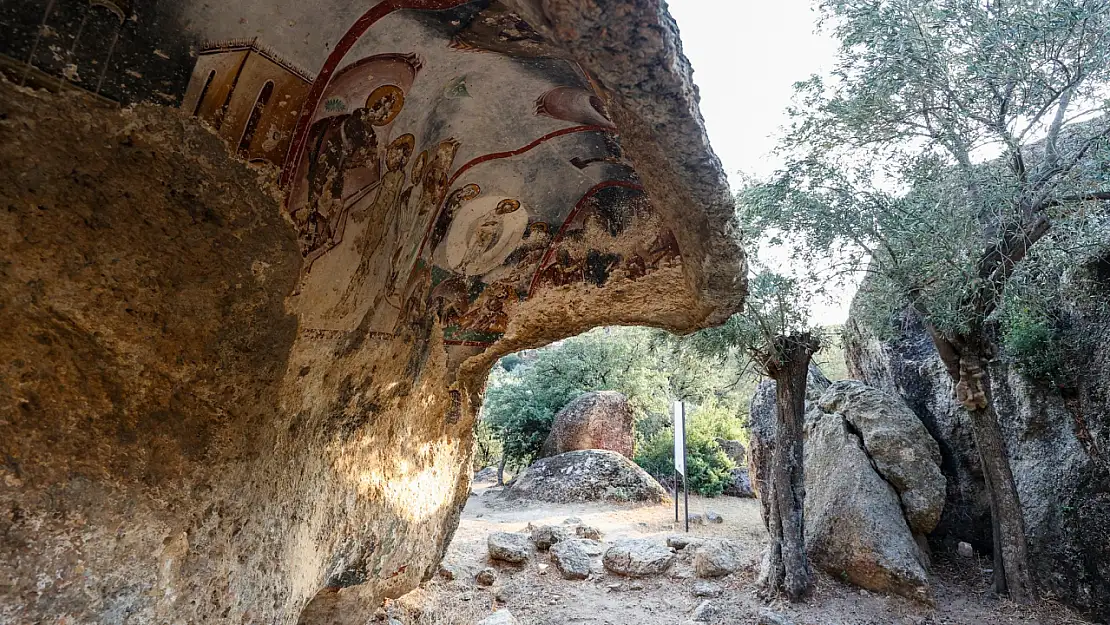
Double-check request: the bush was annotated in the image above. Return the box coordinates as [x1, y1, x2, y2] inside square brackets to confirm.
[1002, 309, 1067, 385]
[634, 403, 738, 497]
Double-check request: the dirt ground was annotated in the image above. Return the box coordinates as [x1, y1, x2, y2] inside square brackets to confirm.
[386, 480, 1090, 625]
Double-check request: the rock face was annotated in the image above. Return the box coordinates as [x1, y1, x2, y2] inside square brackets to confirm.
[818, 381, 946, 534]
[0, 0, 747, 622]
[804, 409, 932, 603]
[749, 368, 942, 601]
[603, 539, 676, 577]
[505, 450, 669, 504]
[541, 391, 635, 459]
[846, 302, 1110, 621]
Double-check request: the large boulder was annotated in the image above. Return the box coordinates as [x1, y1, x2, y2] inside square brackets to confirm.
[847, 297, 1110, 621]
[804, 409, 932, 603]
[818, 381, 946, 534]
[749, 369, 940, 601]
[504, 450, 669, 504]
[541, 391, 636, 459]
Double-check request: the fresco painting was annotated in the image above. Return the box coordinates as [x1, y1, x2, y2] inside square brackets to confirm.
[172, 0, 686, 345]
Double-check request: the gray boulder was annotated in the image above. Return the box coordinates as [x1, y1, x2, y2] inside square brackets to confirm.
[693, 540, 743, 578]
[550, 539, 595, 580]
[818, 380, 946, 534]
[504, 450, 669, 504]
[722, 466, 755, 498]
[715, 438, 747, 465]
[666, 535, 704, 551]
[804, 410, 931, 603]
[541, 390, 635, 459]
[603, 539, 675, 577]
[487, 532, 531, 564]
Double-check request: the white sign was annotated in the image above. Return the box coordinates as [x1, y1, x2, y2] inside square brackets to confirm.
[673, 400, 685, 475]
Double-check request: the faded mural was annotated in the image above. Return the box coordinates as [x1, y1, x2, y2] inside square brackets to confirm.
[173, 1, 687, 353]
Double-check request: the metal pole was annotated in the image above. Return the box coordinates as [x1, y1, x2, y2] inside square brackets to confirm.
[681, 401, 689, 532]
[674, 466, 679, 522]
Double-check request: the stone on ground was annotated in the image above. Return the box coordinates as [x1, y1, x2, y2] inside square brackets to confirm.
[818, 380, 946, 534]
[487, 532, 531, 564]
[541, 391, 636, 458]
[666, 535, 704, 550]
[705, 511, 723, 524]
[475, 609, 520, 625]
[693, 540, 743, 578]
[473, 466, 500, 483]
[529, 524, 572, 550]
[804, 410, 932, 603]
[687, 512, 705, 525]
[957, 542, 974, 558]
[504, 450, 669, 504]
[603, 539, 676, 577]
[550, 539, 593, 580]
[691, 580, 721, 597]
[476, 567, 496, 586]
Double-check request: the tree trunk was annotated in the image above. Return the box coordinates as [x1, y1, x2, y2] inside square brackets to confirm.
[757, 335, 817, 602]
[496, 454, 506, 486]
[959, 352, 1036, 602]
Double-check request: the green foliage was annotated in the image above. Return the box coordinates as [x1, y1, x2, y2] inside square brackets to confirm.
[477, 328, 745, 470]
[1001, 308, 1066, 384]
[634, 403, 740, 497]
[742, 0, 1110, 347]
[472, 419, 503, 470]
[481, 327, 751, 470]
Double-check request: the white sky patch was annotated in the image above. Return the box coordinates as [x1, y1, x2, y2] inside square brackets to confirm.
[668, 0, 854, 324]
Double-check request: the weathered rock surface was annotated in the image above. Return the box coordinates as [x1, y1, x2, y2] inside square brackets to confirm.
[667, 535, 704, 551]
[530, 525, 573, 551]
[750, 366, 941, 601]
[603, 539, 676, 577]
[475, 609, 520, 625]
[818, 381, 946, 534]
[693, 540, 744, 578]
[541, 391, 636, 459]
[550, 539, 597, 580]
[487, 533, 531, 564]
[804, 409, 932, 603]
[0, 0, 748, 621]
[847, 301, 1110, 620]
[505, 450, 669, 504]
[476, 568, 497, 586]
[722, 466, 756, 498]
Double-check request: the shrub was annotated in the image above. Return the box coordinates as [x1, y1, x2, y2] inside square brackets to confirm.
[634, 405, 737, 497]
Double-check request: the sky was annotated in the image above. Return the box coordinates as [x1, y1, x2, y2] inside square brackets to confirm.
[666, 0, 858, 325]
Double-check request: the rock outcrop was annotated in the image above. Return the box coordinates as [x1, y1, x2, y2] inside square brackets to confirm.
[804, 408, 932, 603]
[540, 391, 636, 459]
[818, 381, 946, 534]
[505, 450, 669, 504]
[846, 296, 1110, 621]
[0, 0, 746, 620]
[748, 369, 943, 601]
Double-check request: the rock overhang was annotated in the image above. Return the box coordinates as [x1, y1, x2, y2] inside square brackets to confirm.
[0, 1, 745, 623]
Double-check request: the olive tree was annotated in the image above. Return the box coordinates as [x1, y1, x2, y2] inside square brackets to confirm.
[690, 272, 821, 601]
[746, 0, 1110, 601]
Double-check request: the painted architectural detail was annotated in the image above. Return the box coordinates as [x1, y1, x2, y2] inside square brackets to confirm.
[181, 39, 314, 165]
